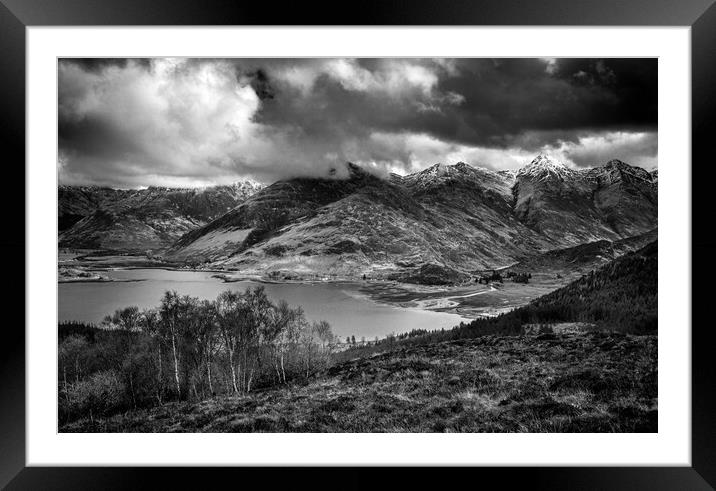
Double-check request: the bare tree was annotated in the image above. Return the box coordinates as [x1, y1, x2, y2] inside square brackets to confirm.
[216, 290, 242, 393]
[59, 286, 339, 419]
[159, 291, 183, 399]
[187, 299, 218, 397]
[58, 334, 88, 388]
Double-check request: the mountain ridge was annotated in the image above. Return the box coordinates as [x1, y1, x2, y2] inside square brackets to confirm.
[163, 156, 657, 279]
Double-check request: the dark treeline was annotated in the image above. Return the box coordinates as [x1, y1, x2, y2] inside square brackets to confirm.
[340, 241, 658, 360]
[59, 321, 101, 342]
[59, 286, 336, 424]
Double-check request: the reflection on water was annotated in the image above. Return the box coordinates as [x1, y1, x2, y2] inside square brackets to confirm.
[58, 269, 469, 339]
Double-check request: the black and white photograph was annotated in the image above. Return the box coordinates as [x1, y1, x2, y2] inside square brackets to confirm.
[57, 57, 658, 433]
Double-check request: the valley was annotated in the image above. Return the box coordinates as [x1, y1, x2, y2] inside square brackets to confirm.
[58, 156, 658, 329]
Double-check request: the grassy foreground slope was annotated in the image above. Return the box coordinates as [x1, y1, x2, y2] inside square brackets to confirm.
[62, 331, 656, 433]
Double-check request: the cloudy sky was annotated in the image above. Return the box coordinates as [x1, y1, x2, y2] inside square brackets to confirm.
[58, 58, 657, 188]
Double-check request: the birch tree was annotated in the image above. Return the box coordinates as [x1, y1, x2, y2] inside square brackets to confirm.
[216, 290, 241, 393]
[159, 291, 183, 399]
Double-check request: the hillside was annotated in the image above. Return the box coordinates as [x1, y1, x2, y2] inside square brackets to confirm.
[164, 156, 657, 280]
[526, 240, 657, 330]
[513, 155, 614, 243]
[59, 186, 129, 231]
[582, 160, 658, 237]
[513, 157, 658, 243]
[165, 163, 556, 273]
[504, 228, 657, 278]
[61, 332, 657, 433]
[58, 182, 261, 251]
[460, 240, 658, 336]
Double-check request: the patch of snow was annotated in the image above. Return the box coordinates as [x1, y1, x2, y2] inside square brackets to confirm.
[517, 155, 576, 182]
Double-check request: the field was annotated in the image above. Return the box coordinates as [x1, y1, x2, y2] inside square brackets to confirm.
[61, 329, 657, 433]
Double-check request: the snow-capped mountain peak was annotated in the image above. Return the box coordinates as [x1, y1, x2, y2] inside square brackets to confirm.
[422, 162, 451, 177]
[517, 155, 574, 182]
[410, 162, 471, 183]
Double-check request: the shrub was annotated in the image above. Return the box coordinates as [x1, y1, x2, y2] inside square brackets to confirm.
[60, 370, 126, 422]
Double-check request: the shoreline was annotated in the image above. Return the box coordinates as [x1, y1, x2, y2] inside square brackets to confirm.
[59, 255, 559, 320]
[59, 264, 503, 319]
[58, 277, 147, 284]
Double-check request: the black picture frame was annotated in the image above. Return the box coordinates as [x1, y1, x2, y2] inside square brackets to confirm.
[2, 0, 714, 488]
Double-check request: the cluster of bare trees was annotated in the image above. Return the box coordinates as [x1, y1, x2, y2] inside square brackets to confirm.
[59, 286, 336, 422]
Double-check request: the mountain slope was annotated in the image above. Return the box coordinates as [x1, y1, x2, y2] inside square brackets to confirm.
[512, 156, 657, 245]
[165, 157, 657, 279]
[583, 160, 658, 237]
[523, 240, 657, 331]
[505, 228, 657, 277]
[165, 163, 558, 273]
[462, 240, 658, 335]
[59, 182, 261, 251]
[59, 186, 129, 231]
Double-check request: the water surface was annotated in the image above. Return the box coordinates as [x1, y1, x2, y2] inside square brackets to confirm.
[58, 268, 469, 339]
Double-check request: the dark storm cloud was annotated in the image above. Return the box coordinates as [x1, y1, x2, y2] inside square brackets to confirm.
[553, 58, 657, 125]
[58, 58, 657, 188]
[438, 58, 656, 147]
[62, 57, 152, 73]
[252, 58, 656, 146]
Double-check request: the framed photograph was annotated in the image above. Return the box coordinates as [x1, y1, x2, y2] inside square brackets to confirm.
[4, 0, 714, 488]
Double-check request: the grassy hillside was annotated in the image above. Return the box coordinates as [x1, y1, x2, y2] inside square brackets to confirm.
[61, 331, 657, 433]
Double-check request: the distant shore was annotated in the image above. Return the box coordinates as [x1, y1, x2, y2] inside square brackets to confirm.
[58, 250, 570, 319]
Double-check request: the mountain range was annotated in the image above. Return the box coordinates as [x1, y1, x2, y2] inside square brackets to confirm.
[159, 156, 657, 279]
[59, 182, 262, 251]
